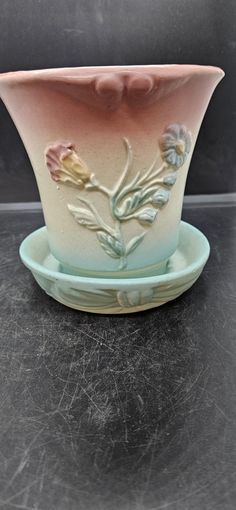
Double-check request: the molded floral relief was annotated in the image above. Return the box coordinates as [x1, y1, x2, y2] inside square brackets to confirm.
[36, 270, 201, 312]
[45, 124, 192, 271]
[159, 124, 192, 168]
[45, 142, 91, 188]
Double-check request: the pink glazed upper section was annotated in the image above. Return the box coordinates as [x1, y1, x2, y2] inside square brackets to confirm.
[0, 64, 224, 111]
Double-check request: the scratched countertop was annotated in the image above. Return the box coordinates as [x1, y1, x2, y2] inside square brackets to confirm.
[0, 203, 236, 510]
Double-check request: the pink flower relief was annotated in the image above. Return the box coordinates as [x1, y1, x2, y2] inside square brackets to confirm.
[45, 142, 91, 188]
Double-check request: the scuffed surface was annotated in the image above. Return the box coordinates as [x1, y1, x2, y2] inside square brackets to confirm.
[0, 205, 235, 509]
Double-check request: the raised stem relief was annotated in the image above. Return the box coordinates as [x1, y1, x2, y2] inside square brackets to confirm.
[45, 124, 192, 270]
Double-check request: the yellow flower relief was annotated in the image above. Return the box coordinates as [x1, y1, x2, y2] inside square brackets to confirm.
[45, 142, 91, 188]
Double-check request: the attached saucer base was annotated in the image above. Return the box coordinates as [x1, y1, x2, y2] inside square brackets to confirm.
[19, 221, 210, 314]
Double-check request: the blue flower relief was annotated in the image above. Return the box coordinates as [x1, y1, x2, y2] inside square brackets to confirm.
[163, 172, 177, 187]
[152, 189, 170, 206]
[137, 208, 158, 225]
[159, 124, 192, 168]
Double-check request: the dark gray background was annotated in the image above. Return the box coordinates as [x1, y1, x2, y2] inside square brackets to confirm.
[0, 3, 236, 508]
[0, 0, 235, 203]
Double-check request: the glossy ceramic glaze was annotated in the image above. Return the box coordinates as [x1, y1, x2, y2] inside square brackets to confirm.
[0, 65, 224, 277]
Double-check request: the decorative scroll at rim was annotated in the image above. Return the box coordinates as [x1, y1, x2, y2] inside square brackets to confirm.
[44, 72, 190, 110]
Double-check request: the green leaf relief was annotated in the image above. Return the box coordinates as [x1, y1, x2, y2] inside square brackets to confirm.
[68, 205, 100, 230]
[126, 232, 146, 255]
[96, 232, 124, 259]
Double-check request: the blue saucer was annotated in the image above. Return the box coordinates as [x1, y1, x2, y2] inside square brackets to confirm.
[19, 221, 210, 314]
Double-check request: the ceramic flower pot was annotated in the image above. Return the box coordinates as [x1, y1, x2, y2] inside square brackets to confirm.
[0, 65, 224, 279]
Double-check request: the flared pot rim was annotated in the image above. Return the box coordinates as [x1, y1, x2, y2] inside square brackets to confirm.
[0, 64, 225, 84]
